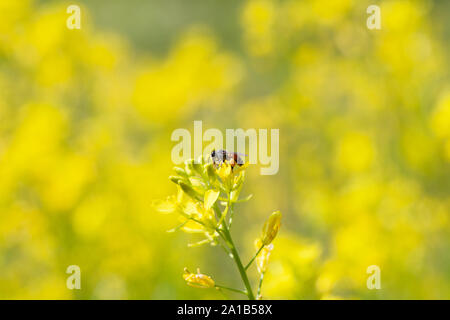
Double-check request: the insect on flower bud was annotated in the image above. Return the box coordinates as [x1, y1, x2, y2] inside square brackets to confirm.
[183, 268, 215, 288]
[261, 211, 282, 245]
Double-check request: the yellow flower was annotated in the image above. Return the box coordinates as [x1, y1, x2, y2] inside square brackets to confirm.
[152, 196, 178, 214]
[217, 162, 232, 180]
[184, 201, 217, 231]
[231, 161, 250, 175]
[216, 161, 249, 192]
[183, 268, 215, 288]
[261, 211, 282, 245]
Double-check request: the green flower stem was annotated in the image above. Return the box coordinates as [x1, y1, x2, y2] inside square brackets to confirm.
[215, 285, 247, 295]
[217, 238, 232, 257]
[244, 244, 265, 271]
[212, 199, 255, 300]
[221, 224, 255, 300]
[217, 200, 230, 227]
[227, 202, 236, 228]
[257, 272, 265, 297]
[166, 220, 189, 233]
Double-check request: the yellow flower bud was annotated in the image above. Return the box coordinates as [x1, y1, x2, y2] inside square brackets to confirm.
[184, 159, 195, 176]
[205, 163, 217, 182]
[169, 175, 184, 184]
[179, 181, 202, 201]
[261, 211, 282, 245]
[193, 163, 204, 175]
[186, 159, 203, 175]
[173, 166, 188, 178]
[183, 268, 215, 288]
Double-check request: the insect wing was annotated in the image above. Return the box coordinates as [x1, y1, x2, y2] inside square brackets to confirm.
[227, 152, 247, 165]
[226, 151, 248, 157]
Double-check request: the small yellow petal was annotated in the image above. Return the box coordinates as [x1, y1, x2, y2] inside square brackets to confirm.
[217, 163, 232, 180]
[152, 196, 177, 213]
[183, 268, 215, 288]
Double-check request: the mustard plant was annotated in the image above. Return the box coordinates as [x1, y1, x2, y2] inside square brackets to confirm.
[154, 155, 281, 300]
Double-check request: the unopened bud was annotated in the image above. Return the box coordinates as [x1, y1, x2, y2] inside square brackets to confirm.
[185, 159, 202, 175]
[169, 175, 184, 185]
[184, 159, 195, 175]
[173, 167, 188, 178]
[261, 211, 282, 245]
[205, 163, 217, 182]
[179, 181, 202, 201]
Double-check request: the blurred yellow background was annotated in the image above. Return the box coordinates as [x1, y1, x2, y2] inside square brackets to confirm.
[0, 0, 449, 299]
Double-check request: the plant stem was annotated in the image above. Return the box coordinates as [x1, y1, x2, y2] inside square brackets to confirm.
[215, 284, 247, 295]
[217, 200, 230, 227]
[216, 237, 232, 257]
[228, 202, 235, 228]
[213, 200, 255, 300]
[244, 245, 265, 270]
[221, 225, 255, 300]
[257, 272, 265, 297]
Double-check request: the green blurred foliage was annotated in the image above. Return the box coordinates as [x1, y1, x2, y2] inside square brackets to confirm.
[0, 0, 449, 299]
